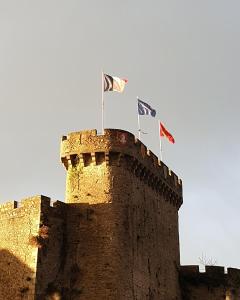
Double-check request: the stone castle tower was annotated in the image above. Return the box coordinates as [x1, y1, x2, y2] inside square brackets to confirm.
[60, 129, 183, 300]
[0, 128, 239, 300]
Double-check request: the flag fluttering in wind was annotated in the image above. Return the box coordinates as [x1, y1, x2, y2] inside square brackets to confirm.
[137, 98, 156, 139]
[160, 122, 175, 144]
[138, 99, 156, 117]
[101, 72, 128, 133]
[104, 74, 128, 93]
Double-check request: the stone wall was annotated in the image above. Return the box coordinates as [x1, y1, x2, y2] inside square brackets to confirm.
[61, 129, 182, 207]
[0, 195, 67, 300]
[0, 196, 46, 299]
[60, 129, 183, 300]
[0, 128, 184, 300]
[180, 265, 240, 300]
[34, 200, 66, 299]
[2, 128, 240, 300]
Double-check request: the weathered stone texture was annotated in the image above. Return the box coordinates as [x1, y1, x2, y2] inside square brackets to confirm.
[61, 129, 182, 208]
[35, 200, 66, 299]
[60, 129, 182, 300]
[0, 196, 67, 300]
[0, 196, 46, 299]
[1, 128, 239, 300]
[180, 266, 240, 300]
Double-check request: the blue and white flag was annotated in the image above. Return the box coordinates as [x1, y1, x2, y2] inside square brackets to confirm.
[138, 99, 156, 117]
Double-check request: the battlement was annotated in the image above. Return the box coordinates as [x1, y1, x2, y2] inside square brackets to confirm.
[180, 265, 240, 286]
[0, 201, 18, 212]
[0, 195, 49, 211]
[0, 195, 65, 218]
[61, 129, 183, 208]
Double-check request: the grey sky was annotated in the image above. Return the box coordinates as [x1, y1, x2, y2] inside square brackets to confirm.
[1, 0, 240, 268]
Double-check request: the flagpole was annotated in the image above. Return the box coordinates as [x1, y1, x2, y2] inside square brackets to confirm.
[137, 97, 141, 140]
[138, 114, 141, 140]
[101, 71, 104, 134]
[159, 121, 163, 161]
[160, 136, 163, 161]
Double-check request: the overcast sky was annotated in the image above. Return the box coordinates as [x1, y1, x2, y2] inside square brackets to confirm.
[1, 0, 240, 269]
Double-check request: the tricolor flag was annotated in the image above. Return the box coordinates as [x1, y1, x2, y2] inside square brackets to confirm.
[138, 99, 156, 117]
[104, 74, 128, 93]
[160, 122, 175, 144]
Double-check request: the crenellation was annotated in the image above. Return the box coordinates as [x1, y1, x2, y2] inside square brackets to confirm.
[205, 265, 225, 275]
[180, 265, 240, 278]
[52, 200, 67, 209]
[162, 164, 169, 178]
[228, 267, 240, 279]
[61, 129, 182, 180]
[0, 195, 60, 217]
[4, 126, 238, 300]
[61, 128, 183, 299]
[147, 149, 159, 168]
[166, 170, 175, 187]
[61, 129, 183, 210]
[173, 173, 179, 187]
[0, 200, 18, 212]
[21, 195, 51, 209]
[180, 265, 240, 299]
[83, 129, 98, 137]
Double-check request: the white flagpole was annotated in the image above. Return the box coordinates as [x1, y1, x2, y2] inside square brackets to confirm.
[159, 121, 163, 161]
[101, 71, 104, 133]
[137, 97, 141, 140]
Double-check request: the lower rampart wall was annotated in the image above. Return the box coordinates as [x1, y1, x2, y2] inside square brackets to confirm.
[1, 195, 240, 300]
[0, 196, 48, 299]
[0, 195, 65, 300]
[35, 200, 66, 299]
[180, 265, 240, 300]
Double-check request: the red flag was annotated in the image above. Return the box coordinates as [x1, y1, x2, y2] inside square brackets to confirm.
[160, 122, 175, 144]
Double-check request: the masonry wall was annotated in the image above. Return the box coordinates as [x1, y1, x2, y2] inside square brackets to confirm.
[34, 200, 66, 300]
[110, 164, 181, 300]
[2, 127, 240, 300]
[0, 128, 183, 300]
[0, 196, 44, 299]
[60, 129, 183, 300]
[180, 266, 240, 300]
[0, 195, 67, 300]
[61, 164, 182, 300]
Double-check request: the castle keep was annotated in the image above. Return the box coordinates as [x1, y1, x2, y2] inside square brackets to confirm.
[0, 128, 239, 300]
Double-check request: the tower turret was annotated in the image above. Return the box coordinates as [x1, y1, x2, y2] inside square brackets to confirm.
[61, 128, 183, 299]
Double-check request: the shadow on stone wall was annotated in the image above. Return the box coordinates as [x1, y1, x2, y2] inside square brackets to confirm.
[0, 249, 35, 299]
[38, 201, 153, 300]
[36, 202, 123, 300]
